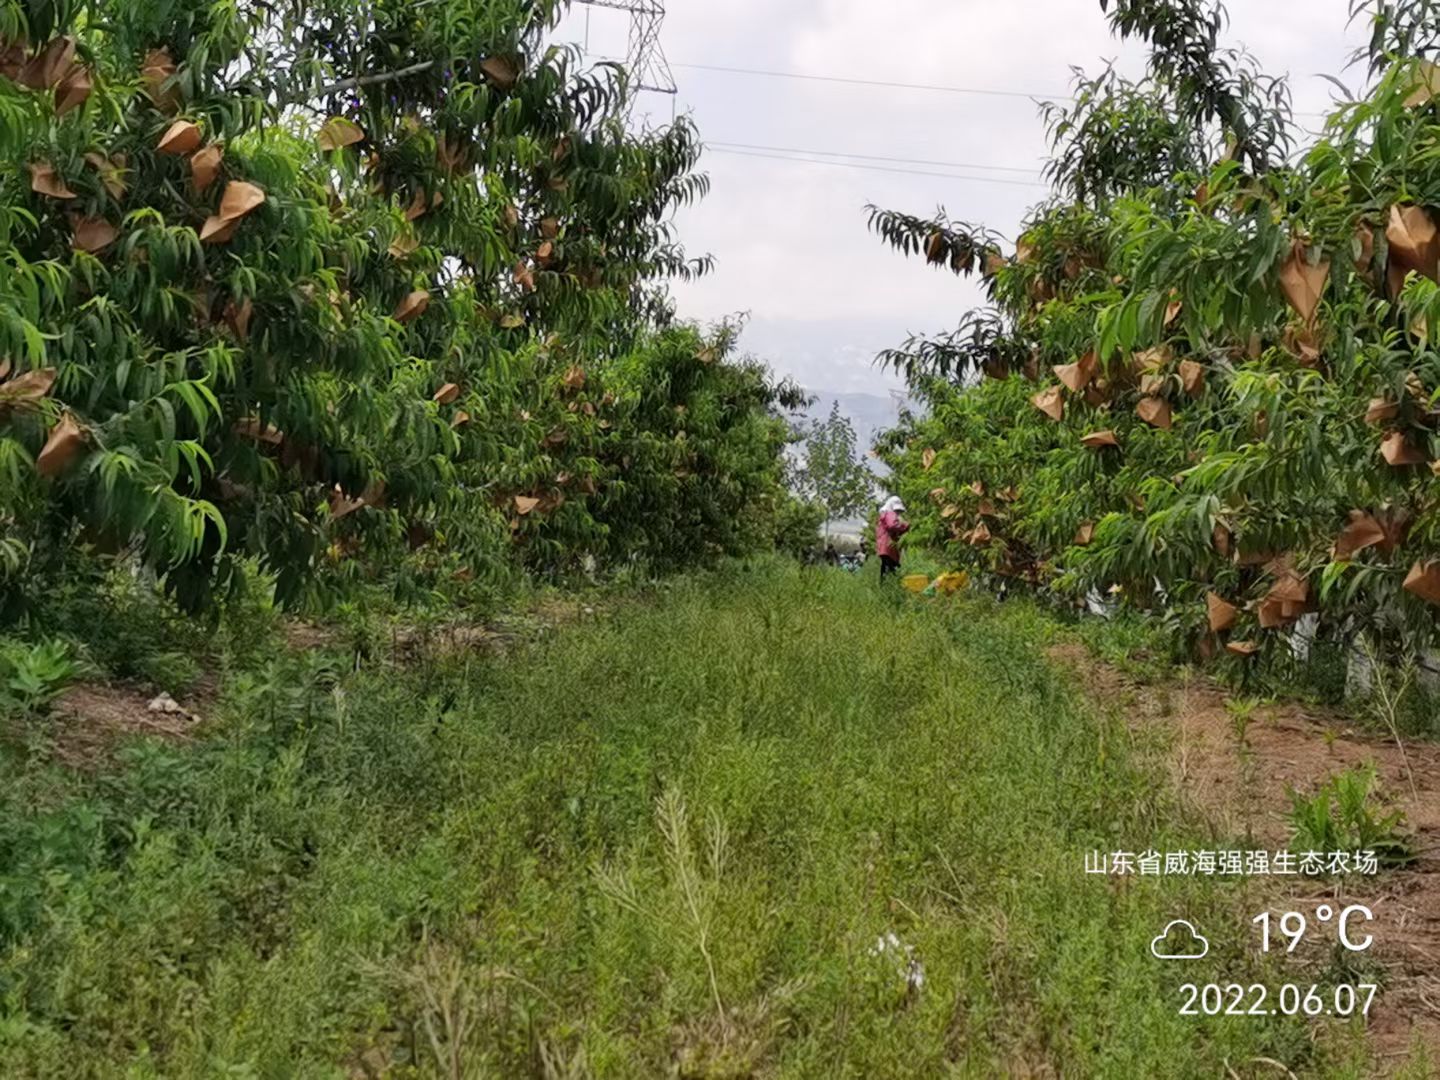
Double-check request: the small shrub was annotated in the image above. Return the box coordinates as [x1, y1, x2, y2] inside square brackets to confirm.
[1288, 765, 1416, 869]
[0, 638, 81, 717]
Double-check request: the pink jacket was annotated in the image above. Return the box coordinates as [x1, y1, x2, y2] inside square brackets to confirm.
[876, 510, 909, 560]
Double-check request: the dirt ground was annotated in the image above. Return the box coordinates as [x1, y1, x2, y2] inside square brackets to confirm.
[43, 681, 207, 768]
[1049, 642, 1440, 1071]
[45, 599, 601, 768]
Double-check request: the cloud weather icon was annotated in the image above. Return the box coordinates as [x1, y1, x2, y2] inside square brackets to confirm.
[1151, 919, 1209, 960]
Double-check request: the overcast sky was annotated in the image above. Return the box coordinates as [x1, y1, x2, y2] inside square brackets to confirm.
[557, 1, 1369, 401]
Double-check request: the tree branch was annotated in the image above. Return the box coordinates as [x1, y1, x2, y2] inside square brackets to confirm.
[305, 60, 437, 101]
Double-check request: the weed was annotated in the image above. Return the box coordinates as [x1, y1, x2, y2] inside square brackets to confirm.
[0, 562, 1381, 1076]
[1357, 636, 1420, 801]
[1288, 765, 1416, 868]
[1225, 696, 1261, 748]
[0, 638, 81, 717]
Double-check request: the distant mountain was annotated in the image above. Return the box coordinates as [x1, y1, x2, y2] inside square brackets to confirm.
[790, 390, 917, 460]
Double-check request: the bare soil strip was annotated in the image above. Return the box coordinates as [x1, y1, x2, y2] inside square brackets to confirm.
[1049, 642, 1440, 1068]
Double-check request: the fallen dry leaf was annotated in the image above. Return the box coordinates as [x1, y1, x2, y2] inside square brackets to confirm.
[1354, 224, 1375, 275]
[1286, 324, 1322, 367]
[36, 411, 86, 478]
[1080, 429, 1119, 449]
[0, 367, 58, 409]
[220, 298, 250, 342]
[1266, 572, 1308, 605]
[84, 152, 126, 199]
[71, 217, 117, 253]
[329, 485, 367, 519]
[1380, 430, 1426, 466]
[1054, 350, 1098, 392]
[1179, 360, 1204, 396]
[1074, 522, 1095, 546]
[1226, 640, 1260, 657]
[1387, 204, 1440, 282]
[0, 41, 21, 82]
[141, 47, 179, 110]
[388, 232, 419, 258]
[1402, 59, 1440, 109]
[18, 36, 75, 90]
[514, 494, 541, 516]
[562, 365, 585, 390]
[317, 117, 365, 151]
[1258, 597, 1294, 630]
[1031, 385, 1064, 421]
[433, 382, 460, 405]
[393, 290, 430, 323]
[1136, 396, 1172, 429]
[54, 65, 91, 114]
[1277, 241, 1330, 324]
[1403, 561, 1440, 606]
[1206, 592, 1237, 632]
[404, 189, 443, 221]
[232, 417, 283, 445]
[1213, 523, 1232, 557]
[218, 180, 265, 219]
[29, 161, 75, 199]
[1376, 507, 1413, 555]
[1131, 345, 1172, 374]
[922, 448, 937, 470]
[190, 144, 222, 192]
[435, 134, 467, 173]
[479, 56, 519, 90]
[157, 119, 202, 155]
[1365, 397, 1399, 425]
[1333, 511, 1386, 560]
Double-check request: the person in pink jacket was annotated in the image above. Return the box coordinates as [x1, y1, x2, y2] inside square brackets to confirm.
[875, 496, 910, 578]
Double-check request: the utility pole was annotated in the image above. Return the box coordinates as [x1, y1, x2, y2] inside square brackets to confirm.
[574, 0, 677, 112]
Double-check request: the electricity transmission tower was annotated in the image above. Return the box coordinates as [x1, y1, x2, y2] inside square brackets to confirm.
[574, 0, 677, 106]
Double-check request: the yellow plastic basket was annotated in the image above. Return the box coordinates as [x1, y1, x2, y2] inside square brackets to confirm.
[932, 571, 970, 595]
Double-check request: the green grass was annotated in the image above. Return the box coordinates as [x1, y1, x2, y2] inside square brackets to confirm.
[0, 561, 1397, 1077]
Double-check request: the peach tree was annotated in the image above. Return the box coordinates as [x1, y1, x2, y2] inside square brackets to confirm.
[0, 0, 796, 616]
[871, 0, 1440, 662]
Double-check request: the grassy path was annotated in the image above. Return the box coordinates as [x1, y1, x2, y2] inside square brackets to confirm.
[1, 563, 1388, 1076]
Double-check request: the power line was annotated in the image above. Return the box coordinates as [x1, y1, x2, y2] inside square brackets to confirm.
[673, 61, 1065, 101]
[673, 60, 1333, 119]
[704, 146, 1051, 188]
[708, 140, 1043, 175]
